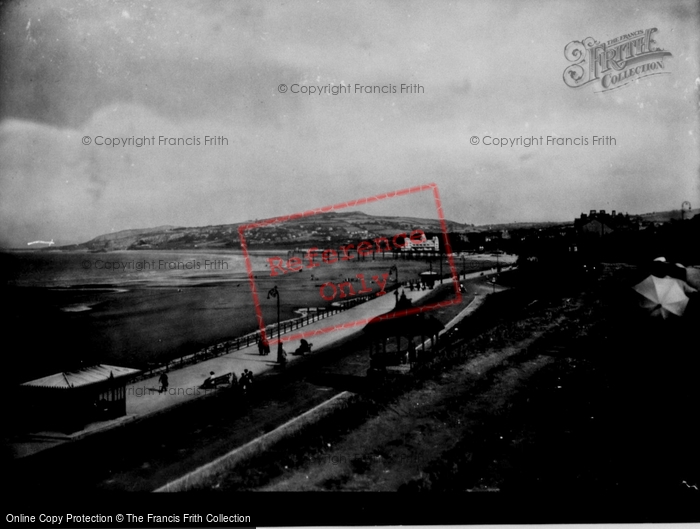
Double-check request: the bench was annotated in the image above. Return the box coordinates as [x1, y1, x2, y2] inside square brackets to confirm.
[200, 372, 232, 389]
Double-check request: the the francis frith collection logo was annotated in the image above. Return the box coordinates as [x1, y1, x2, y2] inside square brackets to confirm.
[563, 28, 672, 93]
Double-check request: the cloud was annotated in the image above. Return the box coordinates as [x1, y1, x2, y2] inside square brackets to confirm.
[0, 0, 698, 247]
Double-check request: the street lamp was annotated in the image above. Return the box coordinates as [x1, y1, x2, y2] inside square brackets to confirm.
[267, 286, 281, 355]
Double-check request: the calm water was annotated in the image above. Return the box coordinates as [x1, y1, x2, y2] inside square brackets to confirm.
[2, 249, 270, 288]
[2, 249, 455, 384]
[2, 250, 278, 384]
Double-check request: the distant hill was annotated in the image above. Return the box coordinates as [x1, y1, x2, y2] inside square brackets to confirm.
[58, 212, 471, 252]
[636, 208, 698, 223]
[52, 206, 698, 252]
[464, 220, 574, 232]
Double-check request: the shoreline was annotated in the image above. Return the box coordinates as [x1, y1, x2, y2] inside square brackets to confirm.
[5, 251, 503, 385]
[5, 275, 483, 469]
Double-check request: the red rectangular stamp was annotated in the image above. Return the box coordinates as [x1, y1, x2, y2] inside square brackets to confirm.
[238, 183, 461, 347]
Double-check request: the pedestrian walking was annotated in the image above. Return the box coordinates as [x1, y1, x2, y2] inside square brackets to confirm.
[158, 371, 169, 394]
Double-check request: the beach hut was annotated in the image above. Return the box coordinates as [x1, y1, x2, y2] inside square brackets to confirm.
[20, 364, 140, 433]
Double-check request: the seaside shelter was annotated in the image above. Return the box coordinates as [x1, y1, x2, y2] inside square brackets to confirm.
[20, 364, 140, 433]
[364, 291, 444, 370]
[419, 271, 440, 288]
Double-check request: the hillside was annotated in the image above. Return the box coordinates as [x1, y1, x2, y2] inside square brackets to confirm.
[637, 208, 698, 223]
[61, 212, 472, 252]
[53, 207, 697, 252]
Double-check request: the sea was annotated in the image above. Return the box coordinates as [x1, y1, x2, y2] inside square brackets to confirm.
[3, 249, 269, 289]
[2, 249, 278, 384]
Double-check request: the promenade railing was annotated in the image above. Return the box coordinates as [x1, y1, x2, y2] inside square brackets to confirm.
[132, 291, 383, 382]
[130, 275, 464, 382]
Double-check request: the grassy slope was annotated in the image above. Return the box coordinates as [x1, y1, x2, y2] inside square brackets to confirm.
[201, 265, 699, 494]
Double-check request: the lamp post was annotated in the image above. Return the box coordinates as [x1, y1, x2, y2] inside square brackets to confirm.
[267, 286, 281, 356]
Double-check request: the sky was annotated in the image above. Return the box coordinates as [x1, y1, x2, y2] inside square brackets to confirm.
[0, 0, 698, 247]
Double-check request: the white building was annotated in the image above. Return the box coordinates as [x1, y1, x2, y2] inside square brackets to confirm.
[403, 234, 440, 252]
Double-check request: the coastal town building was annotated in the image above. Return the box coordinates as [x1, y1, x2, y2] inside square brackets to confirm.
[574, 209, 634, 237]
[402, 233, 440, 252]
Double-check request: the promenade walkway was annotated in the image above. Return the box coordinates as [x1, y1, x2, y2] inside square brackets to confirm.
[126, 285, 433, 417]
[127, 267, 508, 416]
[11, 268, 507, 458]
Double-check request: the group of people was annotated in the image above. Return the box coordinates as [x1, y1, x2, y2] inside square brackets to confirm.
[233, 368, 254, 395]
[200, 369, 255, 395]
[276, 339, 314, 368]
[156, 336, 313, 396]
[257, 337, 271, 356]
